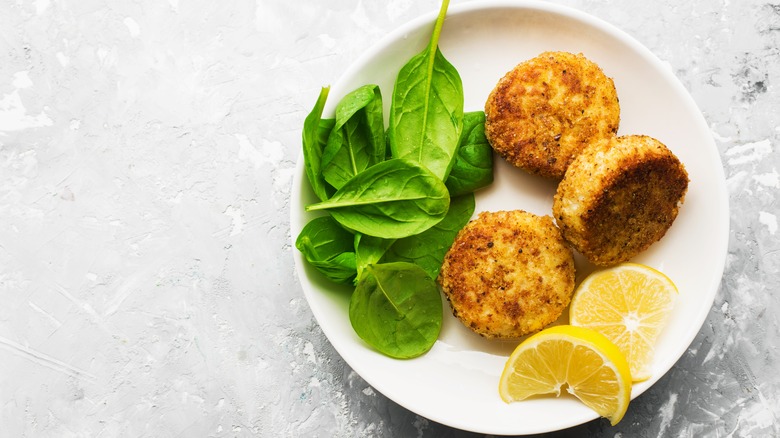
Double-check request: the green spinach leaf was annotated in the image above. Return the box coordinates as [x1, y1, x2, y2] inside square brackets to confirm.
[306, 158, 450, 239]
[354, 233, 395, 283]
[445, 111, 494, 196]
[295, 216, 356, 284]
[302, 87, 335, 202]
[383, 193, 474, 279]
[322, 85, 385, 189]
[317, 117, 336, 155]
[388, 0, 463, 181]
[349, 262, 442, 359]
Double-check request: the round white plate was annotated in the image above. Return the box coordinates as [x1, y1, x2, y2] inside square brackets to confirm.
[290, 1, 729, 434]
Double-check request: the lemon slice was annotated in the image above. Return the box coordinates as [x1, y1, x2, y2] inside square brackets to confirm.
[569, 263, 678, 382]
[498, 325, 632, 426]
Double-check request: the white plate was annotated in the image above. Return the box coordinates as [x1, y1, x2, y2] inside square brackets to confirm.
[290, 1, 729, 434]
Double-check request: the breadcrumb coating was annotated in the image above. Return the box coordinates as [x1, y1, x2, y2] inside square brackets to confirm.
[485, 51, 620, 179]
[438, 210, 575, 339]
[553, 135, 689, 266]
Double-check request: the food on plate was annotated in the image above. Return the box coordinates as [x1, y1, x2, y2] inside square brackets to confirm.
[349, 262, 443, 359]
[569, 263, 678, 381]
[297, 0, 497, 359]
[306, 158, 451, 239]
[553, 134, 689, 266]
[484, 51, 620, 179]
[498, 325, 632, 426]
[438, 210, 575, 339]
[445, 111, 494, 197]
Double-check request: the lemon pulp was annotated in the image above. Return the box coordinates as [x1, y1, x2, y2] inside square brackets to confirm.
[569, 263, 678, 381]
[498, 325, 632, 426]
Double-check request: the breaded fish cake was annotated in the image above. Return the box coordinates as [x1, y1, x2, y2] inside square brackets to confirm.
[553, 135, 689, 266]
[484, 51, 620, 178]
[438, 210, 575, 339]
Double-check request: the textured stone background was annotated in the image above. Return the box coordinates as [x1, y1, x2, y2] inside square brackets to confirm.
[1, 0, 778, 436]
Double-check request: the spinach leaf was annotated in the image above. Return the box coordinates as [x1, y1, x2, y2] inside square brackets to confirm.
[317, 117, 336, 155]
[445, 111, 494, 196]
[295, 216, 356, 284]
[383, 193, 474, 279]
[388, 0, 463, 181]
[306, 158, 450, 239]
[302, 87, 335, 202]
[349, 262, 442, 359]
[322, 85, 385, 189]
[354, 233, 395, 283]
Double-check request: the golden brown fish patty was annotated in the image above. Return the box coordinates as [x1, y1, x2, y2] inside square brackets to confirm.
[438, 210, 575, 339]
[484, 51, 620, 178]
[553, 135, 689, 266]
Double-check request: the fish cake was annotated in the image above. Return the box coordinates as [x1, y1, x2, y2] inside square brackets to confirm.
[484, 51, 620, 178]
[553, 135, 689, 266]
[438, 210, 575, 339]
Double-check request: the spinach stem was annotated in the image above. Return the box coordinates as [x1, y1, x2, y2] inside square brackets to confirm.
[344, 123, 359, 176]
[367, 265, 403, 314]
[305, 192, 437, 211]
[430, 0, 450, 53]
[417, 0, 450, 164]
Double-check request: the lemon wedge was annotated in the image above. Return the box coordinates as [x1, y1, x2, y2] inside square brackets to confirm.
[569, 263, 678, 382]
[498, 325, 632, 425]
